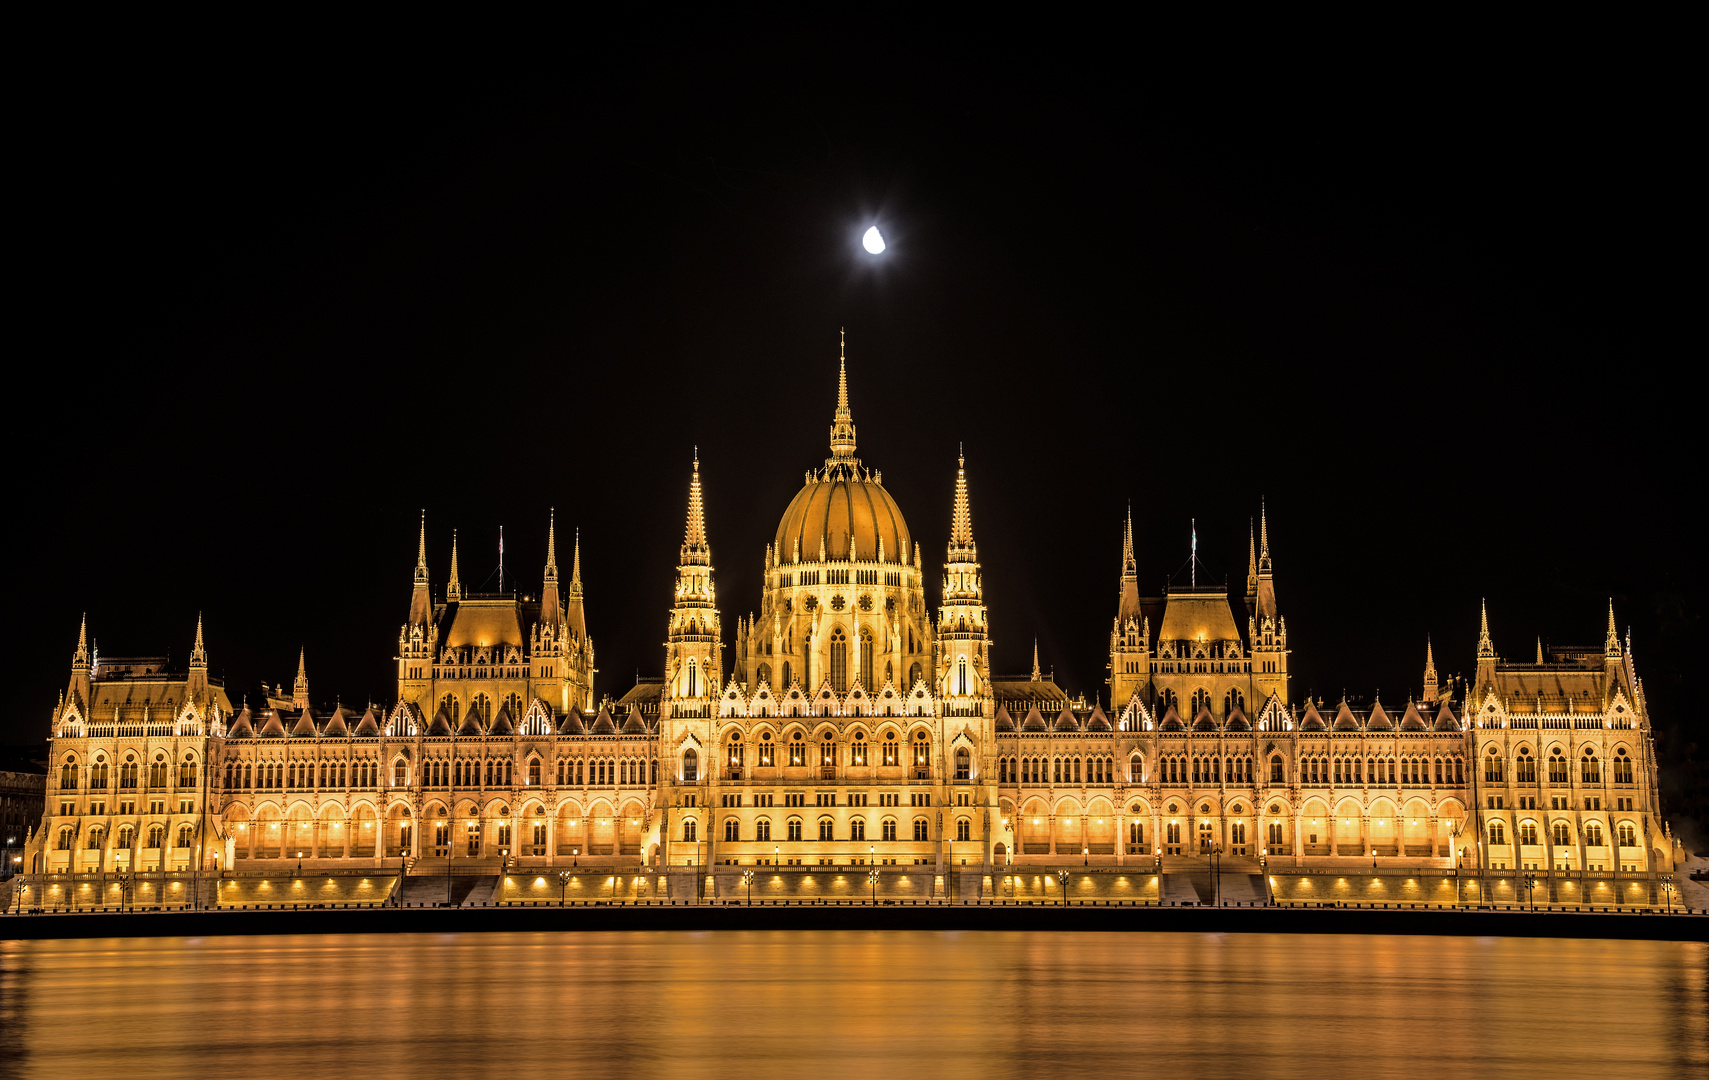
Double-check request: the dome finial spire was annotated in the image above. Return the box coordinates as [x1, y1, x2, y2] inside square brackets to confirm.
[830, 329, 857, 458]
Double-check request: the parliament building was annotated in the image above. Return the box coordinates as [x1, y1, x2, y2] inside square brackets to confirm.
[19, 344, 1676, 908]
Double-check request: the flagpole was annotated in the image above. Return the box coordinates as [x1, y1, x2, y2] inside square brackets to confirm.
[499, 526, 504, 593]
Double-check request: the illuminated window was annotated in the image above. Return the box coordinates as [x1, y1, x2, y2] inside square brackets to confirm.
[830, 628, 848, 692]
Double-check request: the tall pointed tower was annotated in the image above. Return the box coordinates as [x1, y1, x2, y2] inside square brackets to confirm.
[293, 648, 310, 710]
[661, 453, 723, 818]
[938, 449, 991, 713]
[396, 514, 440, 707]
[1249, 500, 1289, 704]
[187, 613, 209, 704]
[1474, 598, 1498, 699]
[66, 613, 91, 716]
[563, 529, 594, 713]
[1108, 505, 1149, 708]
[1422, 637, 1439, 703]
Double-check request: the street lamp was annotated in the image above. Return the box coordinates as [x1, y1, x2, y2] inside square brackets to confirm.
[1661, 876, 1675, 914]
[1054, 868, 1067, 905]
[870, 845, 877, 904]
[1209, 843, 1223, 907]
[1083, 846, 1088, 868]
[743, 869, 754, 905]
[1524, 873, 1537, 913]
[559, 869, 572, 906]
[1259, 848, 1271, 905]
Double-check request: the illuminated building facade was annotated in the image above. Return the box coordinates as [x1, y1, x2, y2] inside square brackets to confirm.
[22, 345, 1672, 904]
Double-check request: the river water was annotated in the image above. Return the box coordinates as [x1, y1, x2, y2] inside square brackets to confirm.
[1, 931, 1704, 1079]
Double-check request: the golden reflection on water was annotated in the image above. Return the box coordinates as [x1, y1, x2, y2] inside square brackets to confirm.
[2, 931, 1704, 1080]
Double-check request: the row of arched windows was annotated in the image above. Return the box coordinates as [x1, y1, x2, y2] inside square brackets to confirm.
[555, 757, 657, 787]
[706, 815, 949, 843]
[1489, 819, 1637, 848]
[224, 759, 377, 791]
[997, 755, 1115, 785]
[1484, 746, 1633, 785]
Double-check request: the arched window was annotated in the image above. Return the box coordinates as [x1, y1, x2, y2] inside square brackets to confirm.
[830, 628, 848, 692]
[1516, 749, 1536, 784]
[758, 732, 775, 768]
[1617, 822, 1635, 847]
[147, 825, 164, 849]
[60, 757, 78, 790]
[1585, 821, 1604, 846]
[1130, 753, 1145, 783]
[787, 818, 803, 842]
[883, 731, 899, 767]
[757, 662, 772, 688]
[117, 825, 134, 850]
[789, 732, 805, 767]
[851, 732, 868, 767]
[1484, 747, 1504, 783]
[956, 818, 971, 842]
[913, 818, 929, 841]
[1519, 820, 1538, 845]
[176, 825, 193, 848]
[1613, 749, 1633, 784]
[527, 759, 540, 787]
[683, 819, 697, 842]
[1549, 751, 1568, 785]
[394, 760, 408, 787]
[724, 818, 739, 841]
[851, 818, 866, 841]
[687, 658, 698, 698]
[955, 747, 970, 781]
[1580, 752, 1600, 784]
[1552, 821, 1571, 846]
[682, 748, 698, 782]
[881, 818, 897, 842]
[956, 655, 969, 695]
[913, 731, 930, 770]
[1488, 821, 1505, 845]
[756, 818, 772, 842]
[818, 817, 835, 841]
[821, 736, 835, 769]
[782, 660, 792, 688]
[859, 627, 874, 688]
[727, 734, 744, 771]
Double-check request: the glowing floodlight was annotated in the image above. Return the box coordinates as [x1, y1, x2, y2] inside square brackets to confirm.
[862, 226, 886, 254]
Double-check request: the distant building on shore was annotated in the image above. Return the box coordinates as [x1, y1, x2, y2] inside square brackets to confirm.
[20, 338, 1673, 903]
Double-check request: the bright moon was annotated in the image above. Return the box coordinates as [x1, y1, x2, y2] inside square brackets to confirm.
[862, 226, 886, 254]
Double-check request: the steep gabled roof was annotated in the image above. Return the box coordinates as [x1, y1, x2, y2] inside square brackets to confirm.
[1054, 707, 1079, 732]
[1366, 701, 1393, 731]
[558, 710, 586, 735]
[1085, 705, 1112, 732]
[353, 709, 381, 737]
[289, 709, 317, 738]
[227, 706, 254, 738]
[621, 710, 648, 734]
[1021, 705, 1047, 732]
[1299, 702, 1326, 731]
[489, 706, 515, 736]
[1192, 705, 1217, 732]
[1159, 703, 1184, 731]
[257, 710, 287, 738]
[590, 706, 618, 734]
[427, 705, 454, 737]
[1399, 701, 1427, 731]
[1333, 702, 1360, 731]
[994, 706, 1017, 733]
[458, 702, 484, 736]
[1433, 700, 1460, 732]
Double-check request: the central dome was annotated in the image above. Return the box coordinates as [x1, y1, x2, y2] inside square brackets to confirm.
[775, 465, 910, 564]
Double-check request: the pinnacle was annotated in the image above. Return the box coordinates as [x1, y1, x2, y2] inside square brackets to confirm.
[1122, 504, 1136, 577]
[297, 647, 306, 678]
[546, 509, 557, 569]
[829, 330, 857, 458]
[78, 612, 87, 649]
[571, 529, 583, 591]
[949, 451, 974, 546]
[684, 454, 708, 549]
[417, 510, 427, 568]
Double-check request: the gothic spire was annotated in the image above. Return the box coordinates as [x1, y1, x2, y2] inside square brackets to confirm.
[191, 612, 206, 666]
[1122, 503, 1137, 579]
[682, 452, 710, 563]
[829, 329, 857, 459]
[74, 612, 89, 666]
[950, 445, 974, 548]
[1258, 498, 1272, 574]
[1605, 598, 1621, 657]
[570, 528, 583, 598]
[447, 530, 462, 602]
[1423, 636, 1439, 701]
[540, 509, 562, 627]
[409, 511, 433, 625]
[1477, 599, 1494, 658]
[1032, 638, 1041, 682]
[293, 647, 309, 710]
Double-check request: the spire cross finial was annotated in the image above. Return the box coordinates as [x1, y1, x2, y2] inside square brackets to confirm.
[830, 331, 857, 458]
[417, 509, 427, 568]
[950, 450, 974, 545]
[1032, 637, 1041, 682]
[546, 509, 557, 569]
[571, 528, 582, 591]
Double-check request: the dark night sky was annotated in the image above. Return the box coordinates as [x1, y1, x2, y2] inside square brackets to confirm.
[10, 44, 1699, 802]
